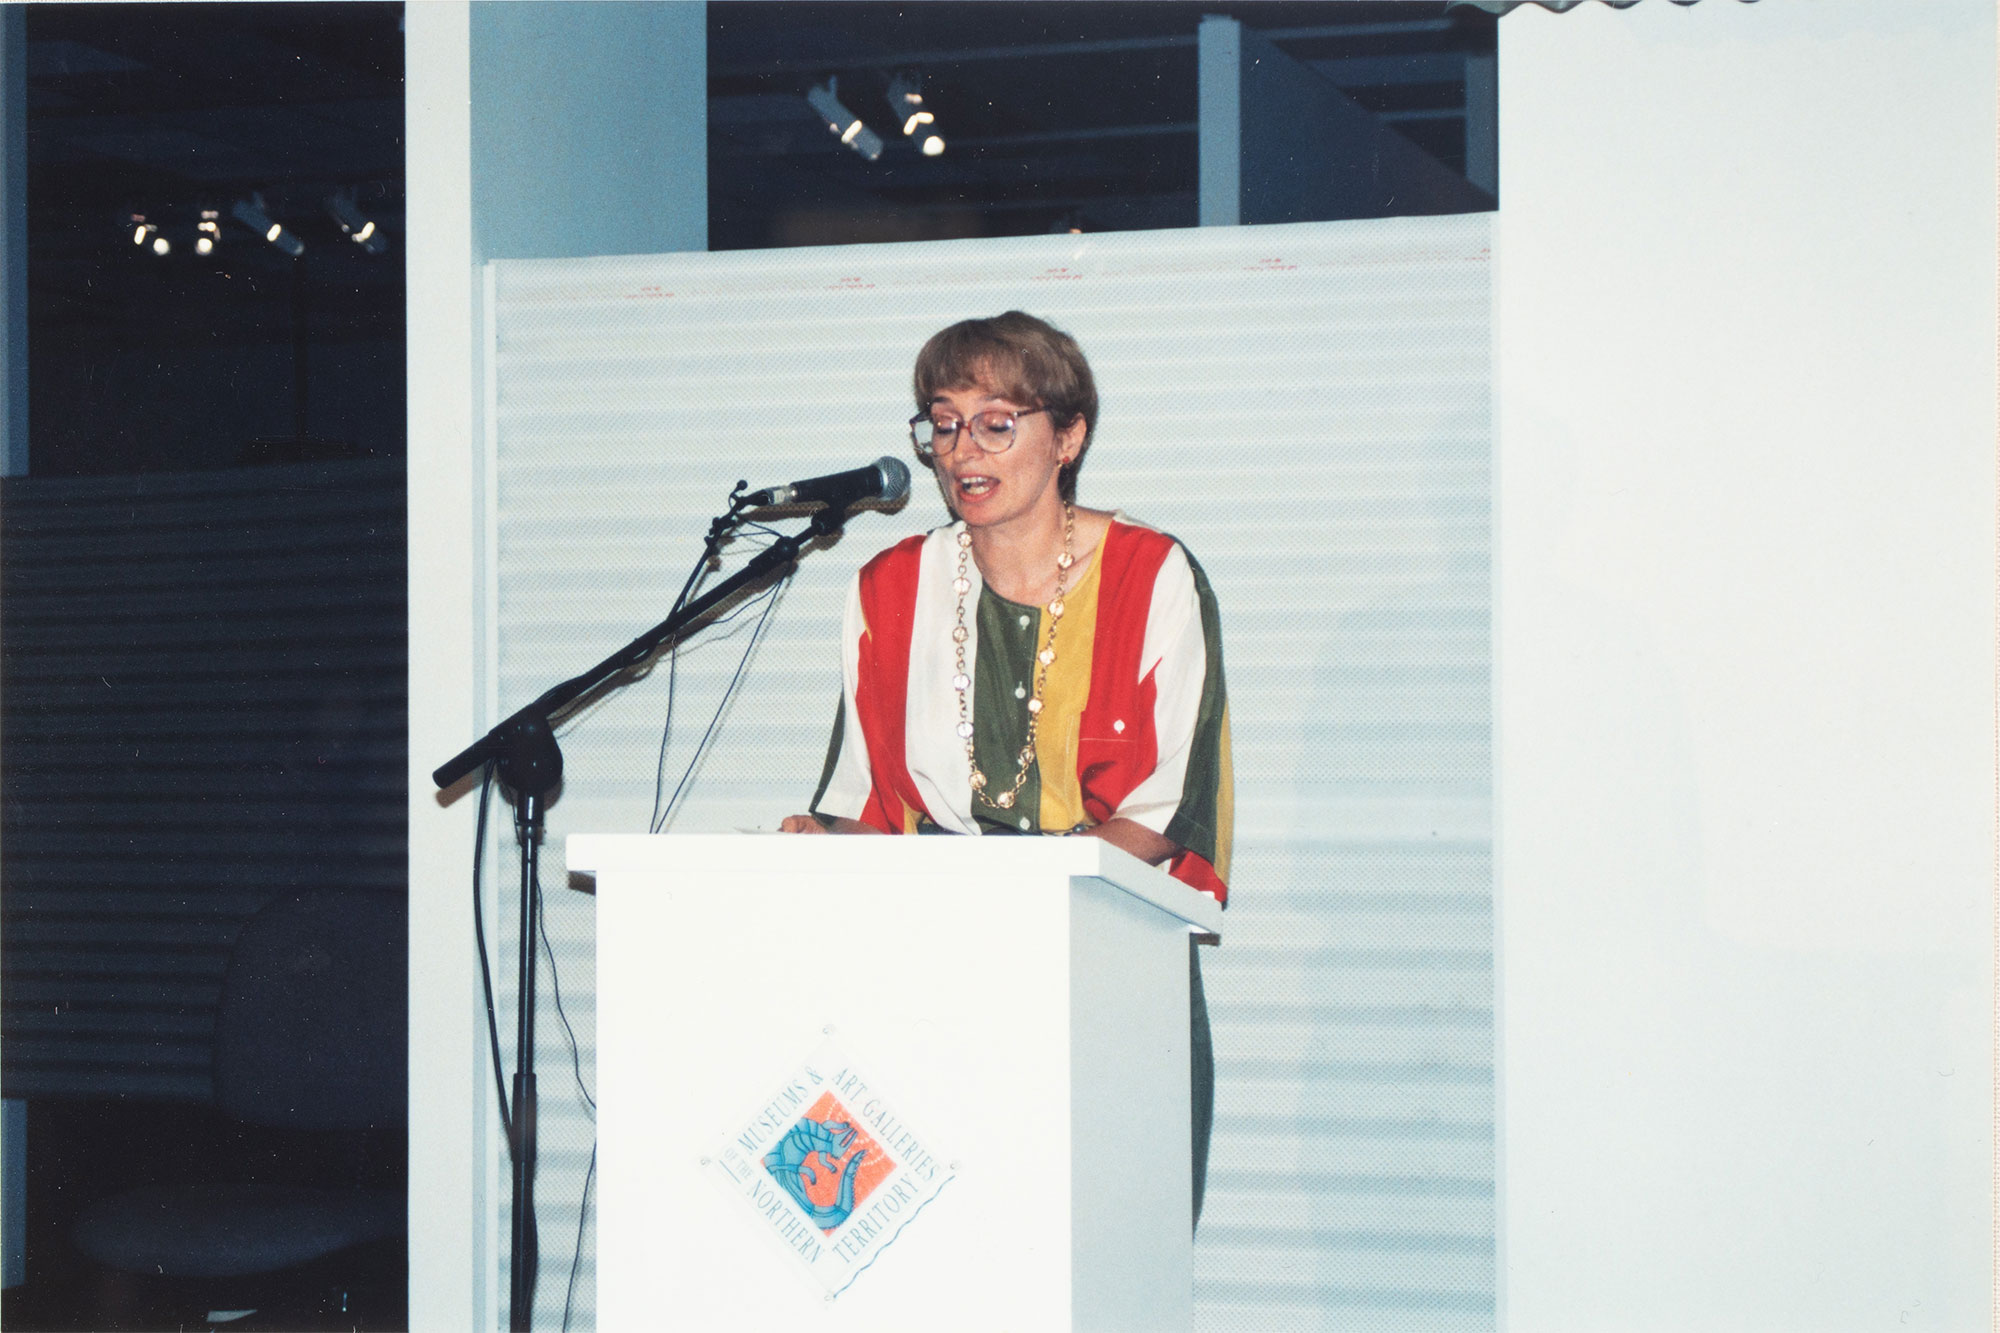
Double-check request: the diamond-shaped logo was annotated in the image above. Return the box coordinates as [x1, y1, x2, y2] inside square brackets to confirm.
[708, 1040, 953, 1296]
[760, 1092, 896, 1233]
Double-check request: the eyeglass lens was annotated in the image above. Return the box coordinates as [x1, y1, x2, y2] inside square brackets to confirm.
[915, 411, 1016, 456]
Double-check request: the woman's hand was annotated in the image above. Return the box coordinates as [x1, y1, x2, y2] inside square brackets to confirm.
[1075, 817, 1179, 866]
[779, 814, 883, 834]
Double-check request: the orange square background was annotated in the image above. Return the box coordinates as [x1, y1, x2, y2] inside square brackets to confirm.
[797, 1090, 897, 1229]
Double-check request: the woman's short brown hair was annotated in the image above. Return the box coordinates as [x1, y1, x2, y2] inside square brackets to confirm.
[913, 311, 1098, 503]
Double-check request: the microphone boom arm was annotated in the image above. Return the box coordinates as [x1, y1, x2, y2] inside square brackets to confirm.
[431, 500, 853, 792]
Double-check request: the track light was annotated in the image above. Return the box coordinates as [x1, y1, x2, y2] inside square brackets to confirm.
[231, 193, 304, 257]
[885, 74, 937, 137]
[887, 73, 944, 156]
[885, 74, 931, 136]
[805, 78, 883, 161]
[325, 190, 387, 255]
[124, 214, 174, 256]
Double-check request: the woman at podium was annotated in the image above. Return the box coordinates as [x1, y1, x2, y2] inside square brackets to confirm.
[780, 310, 1231, 1224]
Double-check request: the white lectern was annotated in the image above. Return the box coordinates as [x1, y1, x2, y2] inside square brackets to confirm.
[574, 833, 1223, 1333]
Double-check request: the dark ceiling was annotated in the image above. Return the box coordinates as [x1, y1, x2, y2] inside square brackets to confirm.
[709, 1, 1494, 249]
[17, 1, 1489, 476]
[23, 3, 404, 475]
[26, 3, 405, 343]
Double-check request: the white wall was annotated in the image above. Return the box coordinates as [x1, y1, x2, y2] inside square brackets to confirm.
[1495, 3, 1994, 1329]
[406, 6, 485, 1330]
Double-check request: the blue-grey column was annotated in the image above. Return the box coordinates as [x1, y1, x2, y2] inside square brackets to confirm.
[1465, 51, 1497, 200]
[1196, 16, 1241, 227]
[472, 1, 706, 259]
[2, 1099, 21, 1288]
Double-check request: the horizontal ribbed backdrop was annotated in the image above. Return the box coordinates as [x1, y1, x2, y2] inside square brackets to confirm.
[487, 214, 1491, 1331]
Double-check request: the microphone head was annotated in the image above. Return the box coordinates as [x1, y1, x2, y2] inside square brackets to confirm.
[873, 456, 912, 502]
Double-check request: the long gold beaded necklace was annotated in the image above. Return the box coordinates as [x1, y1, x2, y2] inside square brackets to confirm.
[951, 503, 1076, 812]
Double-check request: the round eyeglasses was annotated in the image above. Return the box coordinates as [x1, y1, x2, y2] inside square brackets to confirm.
[909, 407, 1049, 462]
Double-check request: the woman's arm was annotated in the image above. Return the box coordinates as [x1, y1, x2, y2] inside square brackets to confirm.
[1076, 816, 1179, 865]
[778, 814, 882, 835]
[784, 573, 890, 836]
[1092, 539, 1230, 899]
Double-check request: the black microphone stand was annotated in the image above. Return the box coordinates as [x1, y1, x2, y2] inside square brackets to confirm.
[433, 496, 858, 1332]
[496, 712, 559, 1333]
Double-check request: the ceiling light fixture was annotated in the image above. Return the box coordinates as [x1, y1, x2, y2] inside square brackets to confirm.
[325, 190, 387, 255]
[231, 193, 304, 257]
[805, 78, 883, 161]
[885, 73, 933, 136]
[887, 73, 944, 156]
[196, 210, 220, 256]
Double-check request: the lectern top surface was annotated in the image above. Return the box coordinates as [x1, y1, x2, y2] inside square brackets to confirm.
[566, 832, 1223, 934]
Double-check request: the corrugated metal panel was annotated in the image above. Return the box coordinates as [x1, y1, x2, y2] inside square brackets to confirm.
[1, 458, 408, 1103]
[486, 214, 1491, 1330]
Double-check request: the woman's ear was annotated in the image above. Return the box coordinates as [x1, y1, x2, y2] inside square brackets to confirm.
[1057, 415, 1088, 461]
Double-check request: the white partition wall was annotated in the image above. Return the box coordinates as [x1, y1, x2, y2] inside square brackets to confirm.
[482, 217, 1494, 1329]
[1495, 3, 1994, 1330]
[405, 7, 484, 1329]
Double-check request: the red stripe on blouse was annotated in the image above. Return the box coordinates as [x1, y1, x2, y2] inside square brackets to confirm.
[852, 534, 930, 832]
[1076, 523, 1174, 826]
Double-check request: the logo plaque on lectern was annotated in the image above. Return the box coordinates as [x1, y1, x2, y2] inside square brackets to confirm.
[706, 1038, 954, 1297]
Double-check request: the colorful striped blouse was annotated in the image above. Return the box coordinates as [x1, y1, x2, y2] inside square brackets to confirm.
[809, 515, 1232, 902]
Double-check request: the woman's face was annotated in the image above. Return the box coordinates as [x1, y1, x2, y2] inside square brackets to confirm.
[925, 379, 1087, 531]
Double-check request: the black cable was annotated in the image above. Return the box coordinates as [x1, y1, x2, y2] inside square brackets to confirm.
[670, 522, 720, 616]
[533, 856, 597, 1332]
[534, 871, 595, 1116]
[649, 516, 791, 831]
[659, 577, 786, 829]
[650, 577, 788, 833]
[650, 537, 718, 830]
[471, 763, 514, 1143]
[648, 624, 685, 834]
[562, 1145, 597, 1333]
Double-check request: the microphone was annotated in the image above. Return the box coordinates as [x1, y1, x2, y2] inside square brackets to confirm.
[745, 456, 911, 509]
